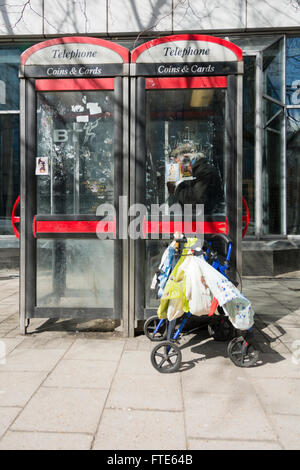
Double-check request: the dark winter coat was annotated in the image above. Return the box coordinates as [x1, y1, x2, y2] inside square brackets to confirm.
[174, 158, 224, 215]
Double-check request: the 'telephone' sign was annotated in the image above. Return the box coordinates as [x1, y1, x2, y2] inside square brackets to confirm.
[51, 48, 97, 60]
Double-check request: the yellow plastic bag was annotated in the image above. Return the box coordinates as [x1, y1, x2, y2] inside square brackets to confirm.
[157, 238, 197, 320]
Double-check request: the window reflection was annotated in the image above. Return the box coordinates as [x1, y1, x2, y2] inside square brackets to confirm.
[37, 90, 114, 215]
[0, 47, 26, 111]
[262, 100, 284, 234]
[0, 115, 19, 234]
[263, 39, 284, 102]
[287, 108, 300, 234]
[243, 56, 256, 235]
[286, 38, 300, 105]
[145, 88, 225, 216]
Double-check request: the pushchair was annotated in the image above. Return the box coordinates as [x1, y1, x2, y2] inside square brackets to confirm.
[144, 233, 259, 373]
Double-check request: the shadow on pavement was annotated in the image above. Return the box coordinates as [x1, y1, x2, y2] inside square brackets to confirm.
[176, 320, 287, 373]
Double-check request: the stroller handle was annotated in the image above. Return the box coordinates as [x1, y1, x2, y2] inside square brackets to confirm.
[208, 232, 232, 246]
[206, 233, 233, 264]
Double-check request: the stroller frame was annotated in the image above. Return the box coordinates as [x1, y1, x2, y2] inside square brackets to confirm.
[145, 233, 259, 373]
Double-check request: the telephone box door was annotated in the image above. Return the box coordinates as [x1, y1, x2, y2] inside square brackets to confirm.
[19, 38, 129, 333]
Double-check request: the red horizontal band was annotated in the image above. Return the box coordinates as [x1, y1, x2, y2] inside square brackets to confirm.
[142, 220, 228, 236]
[146, 76, 227, 89]
[35, 220, 116, 236]
[34, 219, 228, 237]
[35, 78, 114, 91]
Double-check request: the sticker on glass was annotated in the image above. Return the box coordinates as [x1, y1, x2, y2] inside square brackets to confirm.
[166, 163, 180, 183]
[35, 157, 49, 175]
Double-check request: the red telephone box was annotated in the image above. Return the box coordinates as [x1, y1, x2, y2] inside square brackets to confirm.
[19, 37, 129, 334]
[18, 34, 244, 337]
[130, 35, 244, 331]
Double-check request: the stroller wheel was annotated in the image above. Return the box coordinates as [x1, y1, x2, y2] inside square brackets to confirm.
[208, 316, 235, 342]
[144, 316, 167, 342]
[151, 341, 182, 373]
[228, 336, 259, 367]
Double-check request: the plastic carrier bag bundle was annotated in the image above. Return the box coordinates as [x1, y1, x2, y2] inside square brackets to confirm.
[153, 238, 255, 329]
[196, 256, 255, 330]
[154, 244, 176, 299]
[156, 238, 209, 321]
[177, 255, 212, 317]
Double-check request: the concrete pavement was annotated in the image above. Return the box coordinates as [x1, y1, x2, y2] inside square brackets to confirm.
[0, 269, 299, 450]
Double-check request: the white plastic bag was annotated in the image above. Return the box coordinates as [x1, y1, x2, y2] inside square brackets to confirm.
[196, 256, 255, 330]
[178, 256, 212, 317]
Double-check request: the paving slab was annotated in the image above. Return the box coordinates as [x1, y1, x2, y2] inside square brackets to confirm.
[0, 348, 66, 372]
[250, 378, 300, 415]
[0, 337, 24, 359]
[0, 430, 93, 450]
[16, 334, 74, 350]
[43, 359, 118, 389]
[0, 292, 19, 303]
[279, 328, 300, 343]
[253, 304, 292, 316]
[0, 371, 47, 407]
[0, 322, 20, 337]
[106, 373, 182, 411]
[257, 314, 300, 328]
[0, 407, 21, 439]
[64, 338, 125, 362]
[117, 350, 162, 375]
[183, 393, 276, 441]
[269, 414, 300, 450]
[179, 336, 230, 365]
[188, 437, 282, 450]
[4, 328, 23, 339]
[242, 354, 299, 379]
[181, 362, 256, 395]
[256, 339, 291, 355]
[12, 387, 108, 434]
[93, 408, 186, 450]
[0, 304, 19, 317]
[269, 291, 300, 302]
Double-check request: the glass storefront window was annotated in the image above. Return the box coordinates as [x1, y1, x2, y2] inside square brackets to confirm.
[286, 37, 300, 105]
[37, 90, 114, 215]
[262, 99, 284, 234]
[286, 37, 300, 235]
[0, 47, 27, 111]
[243, 56, 256, 235]
[287, 108, 300, 234]
[0, 114, 20, 235]
[263, 39, 284, 102]
[0, 45, 32, 235]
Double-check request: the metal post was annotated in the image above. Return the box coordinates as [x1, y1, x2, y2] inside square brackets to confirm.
[114, 77, 123, 325]
[19, 78, 26, 335]
[236, 73, 243, 278]
[24, 79, 37, 331]
[134, 77, 146, 326]
[282, 36, 287, 235]
[255, 52, 263, 237]
[129, 75, 137, 337]
[121, 76, 130, 337]
[226, 75, 239, 281]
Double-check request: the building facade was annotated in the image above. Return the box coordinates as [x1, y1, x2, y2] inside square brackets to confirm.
[0, 0, 300, 276]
